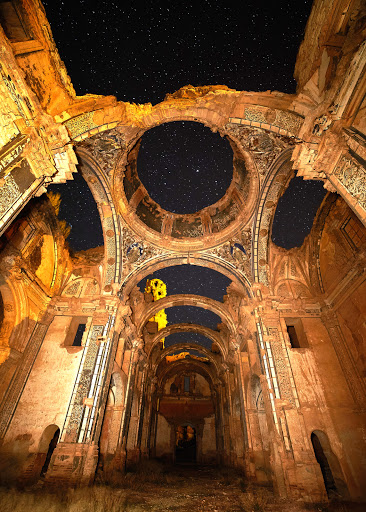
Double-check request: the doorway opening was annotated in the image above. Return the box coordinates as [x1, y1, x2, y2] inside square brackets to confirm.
[175, 424, 196, 463]
[40, 428, 60, 477]
[311, 432, 338, 497]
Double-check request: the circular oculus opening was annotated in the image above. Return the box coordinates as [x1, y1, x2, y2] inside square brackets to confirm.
[137, 121, 233, 214]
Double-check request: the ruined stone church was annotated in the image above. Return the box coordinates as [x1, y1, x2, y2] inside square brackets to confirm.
[0, 0, 365, 503]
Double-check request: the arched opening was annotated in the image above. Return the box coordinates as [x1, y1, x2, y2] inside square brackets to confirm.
[138, 264, 231, 303]
[164, 332, 216, 351]
[47, 171, 104, 252]
[311, 431, 349, 500]
[153, 361, 218, 465]
[272, 173, 327, 249]
[39, 425, 60, 477]
[166, 306, 221, 332]
[175, 424, 197, 464]
[122, 255, 251, 300]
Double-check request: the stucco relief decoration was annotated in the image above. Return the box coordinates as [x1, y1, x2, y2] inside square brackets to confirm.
[0, 63, 30, 126]
[206, 227, 252, 283]
[80, 129, 126, 177]
[0, 135, 30, 177]
[333, 156, 366, 212]
[64, 324, 104, 441]
[255, 159, 293, 286]
[0, 103, 20, 149]
[121, 224, 169, 279]
[224, 124, 295, 179]
[243, 106, 303, 137]
[104, 217, 117, 285]
[267, 327, 295, 406]
[211, 203, 239, 232]
[65, 111, 98, 140]
[63, 280, 81, 297]
[0, 175, 21, 219]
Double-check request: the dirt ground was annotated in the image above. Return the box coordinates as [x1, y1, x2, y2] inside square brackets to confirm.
[0, 464, 363, 512]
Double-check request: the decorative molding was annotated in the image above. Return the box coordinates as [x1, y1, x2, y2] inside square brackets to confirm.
[62, 324, 104, 442]
[267, 327, 296, 407]
[332, 155, 366, 213]
[252, 150, 294, 285]
[229, 106, 304, 137]
[64, 112, 97, 140]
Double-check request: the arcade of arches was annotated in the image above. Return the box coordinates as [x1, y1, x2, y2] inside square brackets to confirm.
[0, 0, 365, 504]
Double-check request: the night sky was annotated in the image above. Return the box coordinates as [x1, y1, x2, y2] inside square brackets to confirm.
[43, 0, 325, 342]
[48, 172, 104, 252]
[42, 0, 313, 105]
[138, 122, 233, 214]
[272, 174, 327, 248]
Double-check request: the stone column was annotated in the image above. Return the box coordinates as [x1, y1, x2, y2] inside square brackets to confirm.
[45, 305, 119, 484]
[113, 338, 142, 470]
[255, 309, 327, 501]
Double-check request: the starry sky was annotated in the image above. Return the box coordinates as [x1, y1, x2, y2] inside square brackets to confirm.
[42, 0, 313, 104]
[43, 0, 325, 343]
[48, 172, 104, 252]
[138, 121, 233, 214]
[272, 174, 327, 248]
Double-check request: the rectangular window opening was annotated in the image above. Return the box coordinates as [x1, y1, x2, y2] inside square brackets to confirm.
[184, 376, 190, 393]
[284, 318, 308, 349]
[287, 325, 300, 348]
[72, 323, 86, 346]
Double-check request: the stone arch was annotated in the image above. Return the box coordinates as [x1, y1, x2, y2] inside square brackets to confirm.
[311, 430, 350, 499]
[64, 92, 304, 143]
[153, 354, 218, 464]
[252, 148, 295, 285]
[120, 255, 252, 300]
[148, 323, 227, 359]
[152, 341, 223, 376]
[67, 147, 122, 291]
[137, 294, 236, 336]
[307, 193, 337, 295]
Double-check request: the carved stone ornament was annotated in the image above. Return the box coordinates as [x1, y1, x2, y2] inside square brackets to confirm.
[333, 155, 366, 212]
[79, 128, 126, 177]
[205, 227, 252, 282]
[223, 124, 296, 179]
[121, 223, 170, 278]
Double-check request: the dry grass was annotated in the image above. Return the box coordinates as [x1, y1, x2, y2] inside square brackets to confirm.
[0, 463, 361, 512]
[0, 486, 148, 512]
